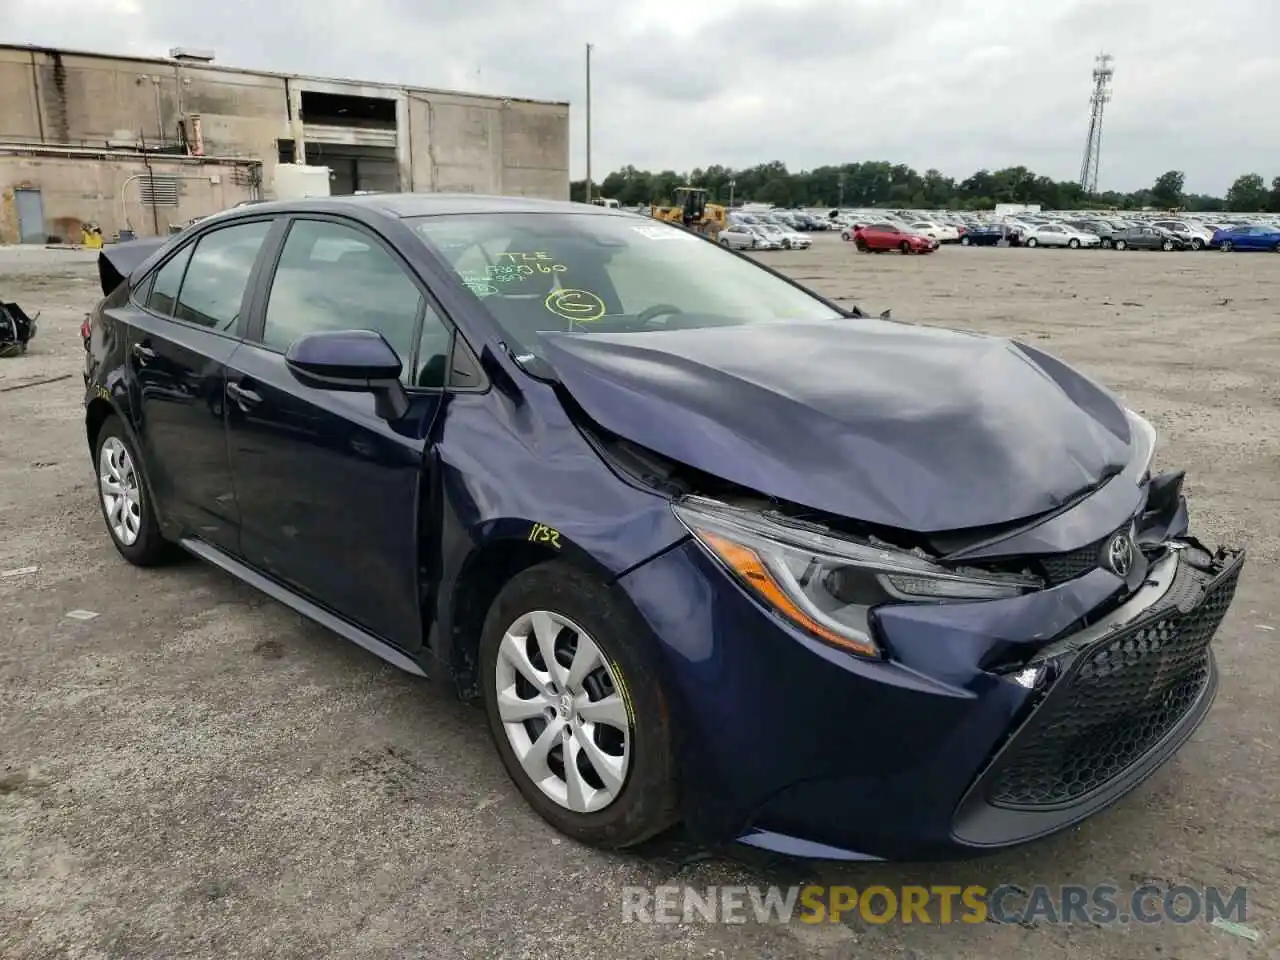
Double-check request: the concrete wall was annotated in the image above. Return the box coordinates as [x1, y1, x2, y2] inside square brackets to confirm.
[406, 95, 570, 199]
[0, 45, 571, 221]
[0, 153, 258, 243]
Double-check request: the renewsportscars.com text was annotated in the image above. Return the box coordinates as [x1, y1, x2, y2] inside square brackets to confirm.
[621, 884, 1248, 926]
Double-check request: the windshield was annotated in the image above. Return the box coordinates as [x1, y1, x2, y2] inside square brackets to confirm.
[410, 213, 841, 357]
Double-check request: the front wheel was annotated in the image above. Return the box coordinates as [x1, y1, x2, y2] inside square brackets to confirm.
[1025, 237, 1038, 248]
[960, 236, 971, 246]
[1115, 239, 1127, 251]
[1101, 238, 1113, 249]
[94, 415, 171, 566]
[1068, 238, 1081, 249]
[855, 238, 869, 252]
[1162, 239, 1174, 251]
[480, 562, 679, 849]
[1220, 240, 1233, 252]
[900, 241, 912, 254]
[1191, 238, 1204, 251]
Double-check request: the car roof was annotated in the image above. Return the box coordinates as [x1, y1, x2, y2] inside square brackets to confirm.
[226, 192, 623, 221]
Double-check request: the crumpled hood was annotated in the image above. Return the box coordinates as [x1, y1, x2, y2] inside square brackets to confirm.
[539, 318, 1133, 533]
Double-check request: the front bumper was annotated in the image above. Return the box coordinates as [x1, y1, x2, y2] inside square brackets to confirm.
[617, 533, 1243, 861]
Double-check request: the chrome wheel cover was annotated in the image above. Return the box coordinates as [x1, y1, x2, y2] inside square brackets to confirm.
[494, 610, 632, 813]
[99, 436, 142, 546]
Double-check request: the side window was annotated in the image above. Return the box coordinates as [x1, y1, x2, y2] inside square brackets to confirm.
[145, 245, 193, 316]
[415, 304, 453, 388]
[173, 221, 272, 330]
[262, 219, 424, 382]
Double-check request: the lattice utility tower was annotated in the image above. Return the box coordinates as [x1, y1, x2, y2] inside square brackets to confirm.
[1079, 53, 1114, 194]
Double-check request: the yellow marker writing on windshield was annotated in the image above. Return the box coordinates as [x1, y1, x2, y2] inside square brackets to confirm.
[544, 289, 606, 323]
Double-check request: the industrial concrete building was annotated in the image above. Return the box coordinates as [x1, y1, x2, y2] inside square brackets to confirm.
[0, 43, 571, 244]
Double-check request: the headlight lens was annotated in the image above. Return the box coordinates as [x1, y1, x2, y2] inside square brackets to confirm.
[673, 497, 1043, 658]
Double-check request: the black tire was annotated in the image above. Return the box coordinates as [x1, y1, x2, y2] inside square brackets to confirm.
[93, 415, 172, 566]
[960, 236, 971, 246]
[900, 241, 912, 254]
[1162, 239, 1174, 251]
[855, 238, 869, 253]
[1273, 241, 1280, 253]
[1101, 238, 1113, 249]
[1026, 237, 1038, 248]
[1068, 238, 1081, 249]
[479, 561, 679, 849]
[1220, 240, 1233, 253]
[1115, 239, 1127, 251]
[1191, 238, 1204, 251]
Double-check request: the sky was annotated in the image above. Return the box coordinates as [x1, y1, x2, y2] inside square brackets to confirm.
[4, 0, 1277, 195]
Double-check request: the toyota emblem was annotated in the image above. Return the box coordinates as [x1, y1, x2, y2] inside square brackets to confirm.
[1105, 532, 1135, 577]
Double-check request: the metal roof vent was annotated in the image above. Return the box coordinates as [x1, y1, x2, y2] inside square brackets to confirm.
[169, 47, 215, 63]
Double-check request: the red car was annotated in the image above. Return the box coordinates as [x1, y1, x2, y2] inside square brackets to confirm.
[853, 222, 938, 254]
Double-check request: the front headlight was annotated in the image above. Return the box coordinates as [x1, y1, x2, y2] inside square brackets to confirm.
[673, 497, 1043, 658]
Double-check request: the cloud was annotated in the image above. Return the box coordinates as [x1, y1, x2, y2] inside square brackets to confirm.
[5, 0, 1276, 194]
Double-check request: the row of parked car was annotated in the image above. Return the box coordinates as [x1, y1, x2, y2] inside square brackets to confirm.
[828, 211, 1280, 255]
[717, 211, 819, 251]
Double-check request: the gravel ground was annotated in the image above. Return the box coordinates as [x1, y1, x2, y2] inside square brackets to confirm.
[1, 238, 1276, 959]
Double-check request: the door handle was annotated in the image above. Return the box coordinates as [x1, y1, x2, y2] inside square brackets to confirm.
[132, 342, 157, 362]
[226, 381, 262, 408]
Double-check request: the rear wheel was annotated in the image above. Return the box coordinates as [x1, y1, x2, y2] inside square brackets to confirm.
[1101, 238, 1113, 249]
[1191, 238, 1204, 251]
[1068, 238, 1081, 249]
[1162, 239, 1174, 251]
[1115, 239, 1127, 251]
[855, 238, 869, 252]
[960, 236, 971, 246]
[900, 241, 912, 254]
[480, 562, 679, 848]
[1025, 237, 1038, 248]
[94, 415, 171, 566]
[1220, 240, 1233, 252]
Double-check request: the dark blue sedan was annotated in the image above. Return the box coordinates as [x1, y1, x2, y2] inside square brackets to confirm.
[1210, 223, 1280, 252]
[84, 194, 1243, 861]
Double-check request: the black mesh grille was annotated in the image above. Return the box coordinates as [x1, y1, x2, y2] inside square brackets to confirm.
[1036, 537, 1106, 584]
[986, 555, 1242, 808]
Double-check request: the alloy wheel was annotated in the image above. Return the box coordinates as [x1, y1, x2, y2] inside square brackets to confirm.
[493, 610, 631, 814]
[99, 436, 142, 546]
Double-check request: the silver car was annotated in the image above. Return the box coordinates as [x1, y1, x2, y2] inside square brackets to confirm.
[1022, 223, 1101, 249]
[719, 223, 759, 250]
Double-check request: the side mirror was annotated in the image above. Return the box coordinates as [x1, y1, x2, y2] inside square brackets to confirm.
[285, 329, 410, 421]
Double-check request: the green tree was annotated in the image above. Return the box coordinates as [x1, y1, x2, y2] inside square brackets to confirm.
[1225, 173, 1268, 211]
[577, 160, 1273, 212]
[1150, 170, 1185, 209]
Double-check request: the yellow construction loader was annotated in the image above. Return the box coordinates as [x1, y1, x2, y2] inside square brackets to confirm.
[650, 187, 727, 238]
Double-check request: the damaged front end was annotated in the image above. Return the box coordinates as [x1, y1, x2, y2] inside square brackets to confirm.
[588, 398, 1243, 856]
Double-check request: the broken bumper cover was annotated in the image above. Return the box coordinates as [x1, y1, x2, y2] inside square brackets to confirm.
[951, 543, 1243, 849]
[617, 537, 1243, 862]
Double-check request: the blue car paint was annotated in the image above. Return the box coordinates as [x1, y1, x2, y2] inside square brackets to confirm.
[1211, 224, 1280, 251]
[85, 195, 1240, 861]
[536, 318, 1134, 533]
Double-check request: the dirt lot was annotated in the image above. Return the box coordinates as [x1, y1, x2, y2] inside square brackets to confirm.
[1, 237, 1277, 959]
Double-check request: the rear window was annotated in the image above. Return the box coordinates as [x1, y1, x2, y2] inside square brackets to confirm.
[409, 212, 839, 359]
